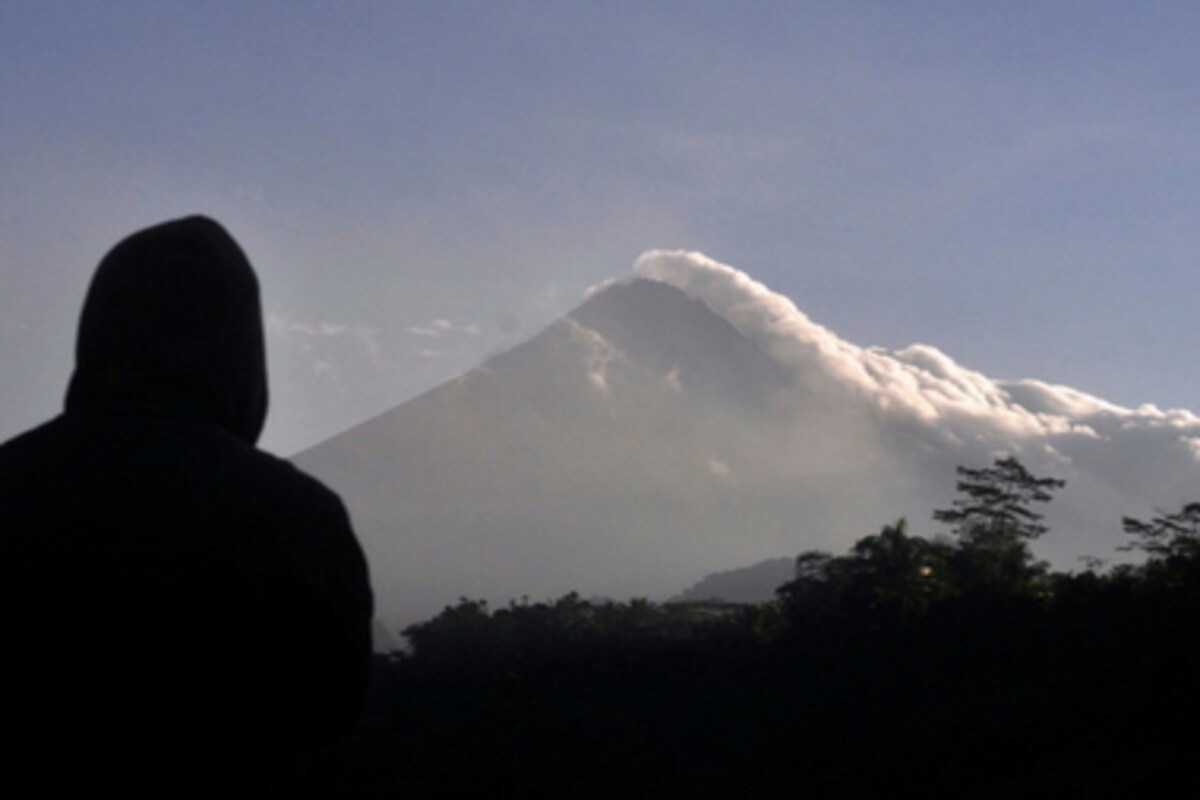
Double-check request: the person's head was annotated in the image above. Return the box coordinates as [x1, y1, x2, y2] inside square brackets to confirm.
[65, 216, 268, 443]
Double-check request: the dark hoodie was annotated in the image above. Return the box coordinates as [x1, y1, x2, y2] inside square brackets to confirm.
[0, 217, 373, 795]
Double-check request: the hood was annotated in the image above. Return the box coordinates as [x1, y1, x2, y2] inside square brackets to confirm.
[65, 216, 268, 444]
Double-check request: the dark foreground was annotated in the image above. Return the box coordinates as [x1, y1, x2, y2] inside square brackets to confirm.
[302, 480, 1200, 797]
[300, 579, 1200, 798]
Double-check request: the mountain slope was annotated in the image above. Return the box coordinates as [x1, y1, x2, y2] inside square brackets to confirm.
[297, 253, 1200, 629]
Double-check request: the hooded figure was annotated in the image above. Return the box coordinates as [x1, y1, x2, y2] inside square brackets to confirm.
[0, 217, 373, 796]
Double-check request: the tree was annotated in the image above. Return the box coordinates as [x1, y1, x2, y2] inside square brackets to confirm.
[1120, 502, 1200, 560]
[934, 456, 1065, 546]
[933, 456, 1064, 594]
[777, 522, 955, 627]
[845, 518, 954, 616]
[775, 551, 839, 613]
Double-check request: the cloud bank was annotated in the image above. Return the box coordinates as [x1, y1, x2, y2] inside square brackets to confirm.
[634, 250, 1200, 544]
[635, 250, 1198, 447]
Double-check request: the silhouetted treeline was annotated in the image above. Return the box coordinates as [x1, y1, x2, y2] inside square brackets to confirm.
[306, 461, 1200, 798]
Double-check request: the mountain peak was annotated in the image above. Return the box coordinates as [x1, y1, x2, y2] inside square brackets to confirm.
[570, 278, 789, 409]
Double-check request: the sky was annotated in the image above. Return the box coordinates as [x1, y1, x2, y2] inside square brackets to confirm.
[4, 1, 1199, 456]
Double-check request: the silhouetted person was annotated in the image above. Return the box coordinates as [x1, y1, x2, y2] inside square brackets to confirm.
[0, 217, 373, 796]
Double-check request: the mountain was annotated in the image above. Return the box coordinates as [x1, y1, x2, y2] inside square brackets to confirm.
[296, 251, 1200, 630]
[669, 557, 797, 604]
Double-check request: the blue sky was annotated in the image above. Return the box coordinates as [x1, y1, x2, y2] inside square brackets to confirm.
[4, 1, 1199, 455]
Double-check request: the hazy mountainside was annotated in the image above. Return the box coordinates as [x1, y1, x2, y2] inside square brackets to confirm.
[297, 252, 1200, 629]
[297, 276, 897, 628]
[670, 557, 797, 604]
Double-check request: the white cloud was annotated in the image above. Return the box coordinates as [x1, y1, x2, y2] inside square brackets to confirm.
[563, 318, 621, 394]
[406, 318, 483, 339]
[585, 278, 619, 298]
[634, 249, 1200, 460]
[266, 310, 390, 370]
[708, 457, 731, 478]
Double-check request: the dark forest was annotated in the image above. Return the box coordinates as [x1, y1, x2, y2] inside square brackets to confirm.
[305, 458, 1200, 798]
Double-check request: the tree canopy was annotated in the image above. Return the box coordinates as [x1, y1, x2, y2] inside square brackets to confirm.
[932, 456, 1066, 544]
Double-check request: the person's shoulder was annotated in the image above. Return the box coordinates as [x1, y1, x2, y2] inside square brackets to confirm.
[0, 416, 62, 449]
[231, 440, 350, 519]
[0, 416, 69, 472]
[235, 441, 371, 602]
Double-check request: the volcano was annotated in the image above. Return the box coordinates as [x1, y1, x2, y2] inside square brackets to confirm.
[296, 251, 1200, 629]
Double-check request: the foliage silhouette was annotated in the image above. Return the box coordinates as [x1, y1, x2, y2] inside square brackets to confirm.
[933, 455, 1065, 542]
[933, 456, 1064, 595]
[1121, 501, 1200, 559]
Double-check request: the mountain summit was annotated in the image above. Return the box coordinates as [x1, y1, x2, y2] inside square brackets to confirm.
[297, 251, 1200, 628]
